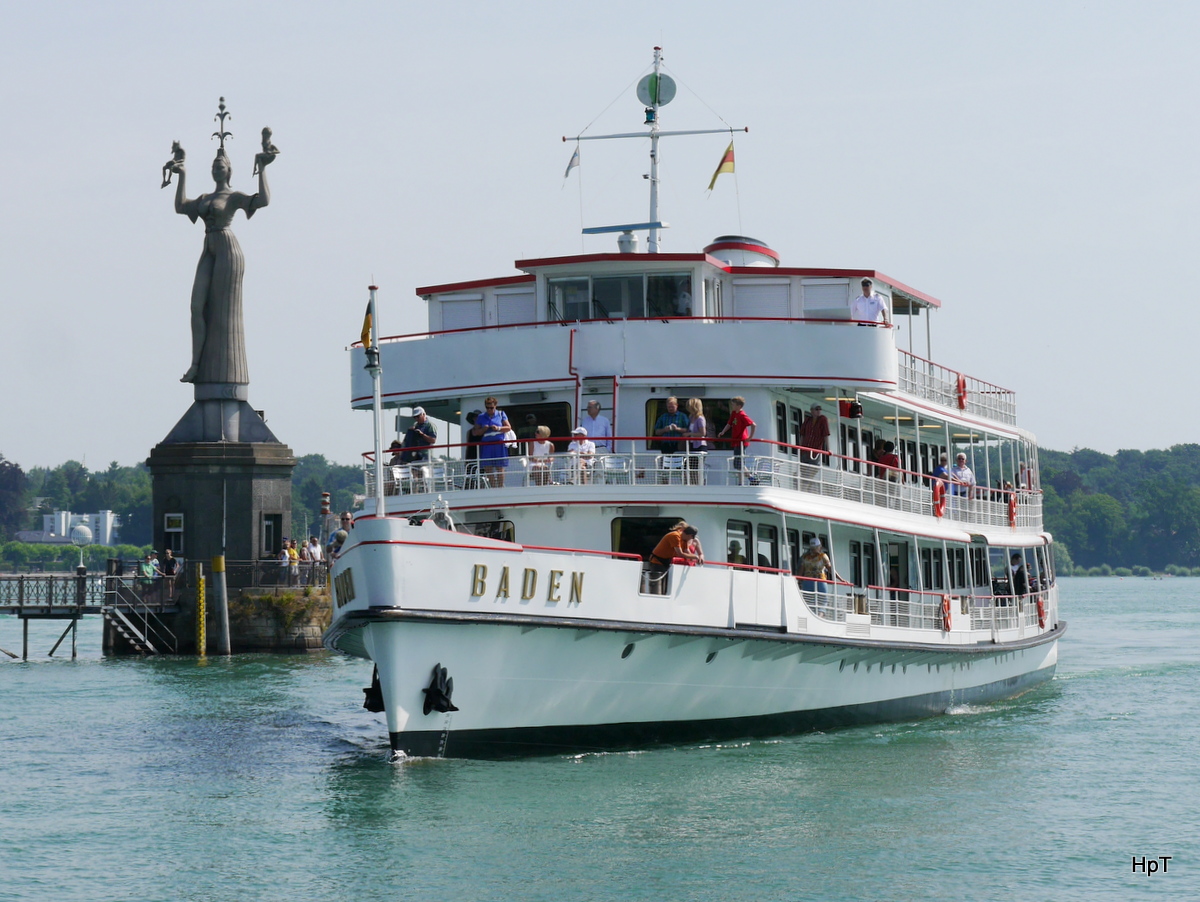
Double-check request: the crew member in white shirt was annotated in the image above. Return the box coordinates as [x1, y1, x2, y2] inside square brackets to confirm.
[851, 278, 891, 325]
[581, 400, 613, 452]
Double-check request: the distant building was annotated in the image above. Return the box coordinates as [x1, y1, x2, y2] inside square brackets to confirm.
[14, 510, 121, 546]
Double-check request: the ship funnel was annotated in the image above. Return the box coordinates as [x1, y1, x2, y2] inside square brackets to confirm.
[703, 235, 780, 268]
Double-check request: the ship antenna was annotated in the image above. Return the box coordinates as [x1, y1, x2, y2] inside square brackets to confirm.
[566, 47, 747, 254]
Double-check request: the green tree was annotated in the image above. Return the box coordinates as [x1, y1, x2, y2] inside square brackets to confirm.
[0, 455, 29, 538]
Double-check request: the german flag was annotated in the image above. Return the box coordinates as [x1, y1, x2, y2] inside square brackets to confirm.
[360, 303, 372, 348]
[707, 141, 735, 191]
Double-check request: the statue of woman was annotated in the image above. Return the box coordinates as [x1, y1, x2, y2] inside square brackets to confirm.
[170, 145, 274, 384]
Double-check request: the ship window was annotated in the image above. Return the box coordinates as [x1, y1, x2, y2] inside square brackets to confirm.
[593, 275, 645, 319]
[969, 545, 989, 587]
[704, 277, 723, 318]
[920, 547, 945, 590]
[775, 403, 789, 451]
[848, 538, 878, 588]
[787, 529, 801, 574]
[459, 520, 516, 542]
[647, 273, 693, 317]
[756, 524, 778, 569]
[726, 520, 751, 565]
[501, 402, 573, 453]
[549, 277, 590, 321]
[790, 407, 803, 451]
[611, 517, 683, 562]
[948, 547, 968, 589]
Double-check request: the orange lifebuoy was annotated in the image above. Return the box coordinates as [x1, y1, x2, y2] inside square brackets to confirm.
[941, 594, 952, 631]
[1008, 494, 1018, 528]
[932, 480, 946, 517]
[1036, 598, 1046, 629]
[956, 373, 968, 409]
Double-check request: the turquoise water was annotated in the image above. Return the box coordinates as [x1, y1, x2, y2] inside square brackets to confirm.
[2, 578, 1196, 901]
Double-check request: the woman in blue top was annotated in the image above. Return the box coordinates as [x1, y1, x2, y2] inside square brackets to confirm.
[472, 397, 512, 487]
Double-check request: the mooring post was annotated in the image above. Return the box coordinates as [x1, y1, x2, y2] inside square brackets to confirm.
[195, 561, 207, 656]
[211, 555, 231, 655]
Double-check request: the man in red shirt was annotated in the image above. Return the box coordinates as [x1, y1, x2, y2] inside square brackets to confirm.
[718, 396, 756, 483]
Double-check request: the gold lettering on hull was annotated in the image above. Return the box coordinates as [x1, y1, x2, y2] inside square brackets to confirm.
[468, 563, 585, 604]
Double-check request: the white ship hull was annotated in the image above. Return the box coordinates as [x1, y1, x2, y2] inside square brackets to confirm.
[326, 517, 1061, 758]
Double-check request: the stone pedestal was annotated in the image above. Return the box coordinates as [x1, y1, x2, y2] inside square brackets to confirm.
[147, 442, 296, 579]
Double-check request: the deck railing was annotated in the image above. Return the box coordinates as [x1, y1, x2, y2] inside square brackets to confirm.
[364, 439, 1043, 532]
[898, 350, 1017, 424]
[792, 575, 1054, 632]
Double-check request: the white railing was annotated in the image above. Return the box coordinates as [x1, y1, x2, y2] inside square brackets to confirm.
[364, 449, 1043, 532]
[898, 351, 1017, 425]
[794, 577, 1056, 632]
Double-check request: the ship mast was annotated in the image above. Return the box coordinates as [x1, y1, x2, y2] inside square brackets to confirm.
[565, 46, 747, 254]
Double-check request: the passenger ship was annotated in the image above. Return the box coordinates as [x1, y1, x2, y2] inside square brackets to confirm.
[324, 50, 1062, 759]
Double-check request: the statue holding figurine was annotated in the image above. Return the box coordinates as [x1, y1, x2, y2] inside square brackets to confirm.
[165, 97, 279, 386]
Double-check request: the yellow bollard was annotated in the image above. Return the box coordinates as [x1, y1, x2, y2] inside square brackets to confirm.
[195, 561, 206, 657]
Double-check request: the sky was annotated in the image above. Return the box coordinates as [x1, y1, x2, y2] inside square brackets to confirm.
[2, 1, 1197, 474]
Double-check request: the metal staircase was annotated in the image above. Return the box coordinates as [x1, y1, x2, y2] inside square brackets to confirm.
[102, 579, 178, 655]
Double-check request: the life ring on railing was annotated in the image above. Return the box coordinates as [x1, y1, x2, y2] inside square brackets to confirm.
[1036, 597, 1046, 629]
[956, 373, 968, 409]
[932, 480, 946, 517]
[1008, 494, 1018, 528]
[941, 594, 952, 631]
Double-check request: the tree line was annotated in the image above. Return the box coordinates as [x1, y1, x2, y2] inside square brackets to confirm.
[4, 446, 1200, 574]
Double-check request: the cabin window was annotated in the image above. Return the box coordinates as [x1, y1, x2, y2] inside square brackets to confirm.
[499, 402, 574, 453]
[726, 520, 751, 565]
[920, 547, 946, 591]
[790, 407, 803, 451]
[970, 546, 989, 587]
[593, 275, 645, 319]
[948, 547, 968, 589]
[775, 403, 790, 453]
[705, 277, 723, 318]
[787, 529, 801, 574]
[756, 524, 779, 569]
[1035, 546, 1050, 586]
[549, 277, 590, 321]
[611, 517, 684, 562]
[459, 520, 516, 542]
[647, 273, 693, 317]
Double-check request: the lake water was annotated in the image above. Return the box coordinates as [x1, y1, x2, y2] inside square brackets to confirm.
[2, 578, 1196, 901]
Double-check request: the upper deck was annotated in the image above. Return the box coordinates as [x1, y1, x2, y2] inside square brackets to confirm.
[350, 238, 1016, 427]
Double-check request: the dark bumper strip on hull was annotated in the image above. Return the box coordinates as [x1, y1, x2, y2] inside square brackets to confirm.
[390, 664, 1056, 759]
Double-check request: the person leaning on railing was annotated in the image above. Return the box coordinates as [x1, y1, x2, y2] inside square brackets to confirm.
[644, 522, 701, 594]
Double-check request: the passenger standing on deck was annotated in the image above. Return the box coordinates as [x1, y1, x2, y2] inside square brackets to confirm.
[530, 425, 554, 485]
[645, 522, 700, 594]
[717, 396, 756, 481]
[950, 453, 976, 498]
[1010, 553, 1029, 601]
[851, 278, 891, 325]
[654, 396, 690, 454]
[581, 400, 613, 452]
[685, 398, 708, 484]
[799, 404, 830, 465]
[464, 410, 481, 463]
[399, 407, 437, 464]
[799, 538, 834, 600]
[473, 397, 511, 487]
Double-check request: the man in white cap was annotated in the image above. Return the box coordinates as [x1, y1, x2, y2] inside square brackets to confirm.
[851, 278, 891, 325]
[567, 426, 597, 483]
[581, 400, 613, 451]
[399, 406, 437, 463]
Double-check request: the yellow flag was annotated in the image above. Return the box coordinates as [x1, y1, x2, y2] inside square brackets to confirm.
[707, 141, 735, 191]
[360, 303, 372, 348]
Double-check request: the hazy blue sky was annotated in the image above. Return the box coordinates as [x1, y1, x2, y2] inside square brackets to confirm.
[2, 1, 1195, 471]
